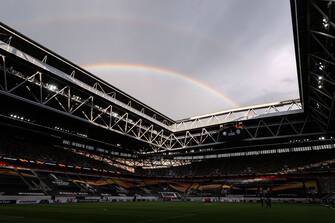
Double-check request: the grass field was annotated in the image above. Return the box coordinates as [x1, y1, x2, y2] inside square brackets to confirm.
[0, 202, 334, 223]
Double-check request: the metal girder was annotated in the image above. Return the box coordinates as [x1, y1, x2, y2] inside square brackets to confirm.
[302, 0, 335, 130]
[0, 22, 175, 126]
[0, 63, 172, 150]
[145, 114, 318, 154]
[172, 100, 302, 132]
[0, 49, 307, 153]
[0, 40, 172, 131]
[0, 55, 319, 154]
[1, 1, 333, 156]
[0, 22, 173, 124]
[0, 38, 306, 134]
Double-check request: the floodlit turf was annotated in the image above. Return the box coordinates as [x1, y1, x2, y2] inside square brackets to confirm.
[0, 202, 334, 223]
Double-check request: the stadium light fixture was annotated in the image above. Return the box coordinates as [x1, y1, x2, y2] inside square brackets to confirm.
[72, 95, 82, 101]
[10, 114, 32, 122]
[322, 18, 330, 29]
[47, 84, 58, 92]
[318, 62, 325, 71]
[317, 73, 324, 89]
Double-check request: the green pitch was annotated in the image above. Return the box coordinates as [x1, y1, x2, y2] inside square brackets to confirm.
[0, 202, 334, 223]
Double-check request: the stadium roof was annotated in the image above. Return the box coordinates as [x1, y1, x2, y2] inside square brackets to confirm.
[0, 0, 300, 120]
[0, 0, 334, 156]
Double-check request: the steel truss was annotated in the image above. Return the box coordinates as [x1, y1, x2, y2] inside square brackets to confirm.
[0, 22, 175, 126]
[304, 0, 335, 130]
[0, 39, 309, 153]
[0, 1, 332, 155]
[171, 100, 302, 131]
[147, 114, 320, 154]
[0, 56, 171, 151]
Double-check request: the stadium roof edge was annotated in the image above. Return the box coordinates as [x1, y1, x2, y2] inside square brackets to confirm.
[177, 99, 302, 122]
[0, 0, 305, 126]
[0, 21, 175, 124]
[290, 0, 306, 111]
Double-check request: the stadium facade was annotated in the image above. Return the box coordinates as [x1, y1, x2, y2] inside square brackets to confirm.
[0, 0, 334, 204]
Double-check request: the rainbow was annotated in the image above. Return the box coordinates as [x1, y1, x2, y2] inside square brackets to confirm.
[19, 17, 238, 106]
[82, 63, 239, 107]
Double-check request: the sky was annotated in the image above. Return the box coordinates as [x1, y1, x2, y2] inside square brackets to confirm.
[0, 0, 299, 120]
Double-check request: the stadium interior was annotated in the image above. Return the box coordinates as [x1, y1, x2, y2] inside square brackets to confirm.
[0, 0, 334, 221]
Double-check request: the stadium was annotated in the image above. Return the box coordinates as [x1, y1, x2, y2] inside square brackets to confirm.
[0, 0, 335, 222]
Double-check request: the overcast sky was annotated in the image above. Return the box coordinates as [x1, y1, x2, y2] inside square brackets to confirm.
[0, 0, 299, 120]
